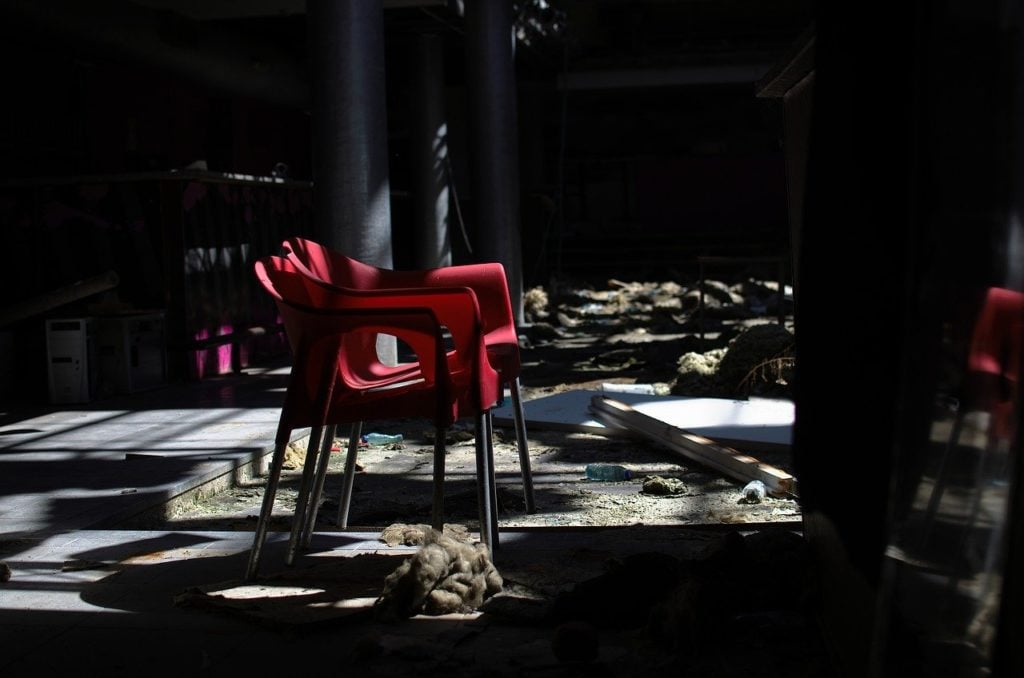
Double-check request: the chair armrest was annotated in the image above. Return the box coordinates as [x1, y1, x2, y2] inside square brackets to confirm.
[293, 278, 500, 409]
[382, 263, 516, 338]
[282, 241, 515, 338]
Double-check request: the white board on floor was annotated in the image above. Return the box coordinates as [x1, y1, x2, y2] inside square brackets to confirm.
[493, 388, 793, 450]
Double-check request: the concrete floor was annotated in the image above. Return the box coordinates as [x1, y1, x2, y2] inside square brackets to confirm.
[0, 360, 822, 677]
[0, 361, 525, 675]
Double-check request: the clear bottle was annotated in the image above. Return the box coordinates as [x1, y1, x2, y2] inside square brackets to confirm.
[741, 480, 767, 503]
[585, 463, 632, 481]
[363, 432, 404, 446]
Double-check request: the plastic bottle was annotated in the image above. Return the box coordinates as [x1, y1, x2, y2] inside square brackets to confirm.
[364, 432, 404, 446]
[585, 463, 632, 481]
[742, 480, 767, 503]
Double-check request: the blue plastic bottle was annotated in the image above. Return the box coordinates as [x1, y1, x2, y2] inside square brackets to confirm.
[585, 463, 632, 481]
[364, 432, 404, 445]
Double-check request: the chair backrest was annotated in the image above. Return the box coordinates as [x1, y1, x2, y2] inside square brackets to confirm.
[965, 286, 1024, 439]
[282, 237, 391, 290]
[254, 255, 449, 404]
[255, 254, 502, 422]
[967, 287, 1024, 382]
[282, 236, 517, 339]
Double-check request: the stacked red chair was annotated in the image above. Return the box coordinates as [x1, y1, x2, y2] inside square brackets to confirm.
[247, 254, 505, 580]
[282, 237, 536, 519]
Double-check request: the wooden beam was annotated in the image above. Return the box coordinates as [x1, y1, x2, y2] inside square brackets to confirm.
[590, 395, 798, 498]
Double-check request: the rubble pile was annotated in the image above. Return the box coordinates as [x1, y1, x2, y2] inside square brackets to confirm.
[521, 274, 795, 399]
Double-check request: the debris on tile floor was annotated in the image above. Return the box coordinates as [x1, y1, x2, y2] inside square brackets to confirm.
[141, 419, 802, 533]
[132, 274, 811, 676]
[590, 395, 797, 497]
[492, 387, 794, 449]
[374, 528, 502, 620]
[126, 274, 800, 535]
[174, 525, 830, 677]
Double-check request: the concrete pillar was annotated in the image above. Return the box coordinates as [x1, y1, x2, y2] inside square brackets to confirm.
[782, 71, 814, 305]
[307, 0, 392, 268]
[411, 34, 452, 270]
[465, 0, 524, 326]
[307, 0, 395, 364]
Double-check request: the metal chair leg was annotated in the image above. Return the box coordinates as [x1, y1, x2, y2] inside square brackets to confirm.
[483, 411, 500, 551]
[337, 422, 363, 528]
[474, 411, 500, 560]
[301, 424, 337, 548]
[432, 426, 447, 531]
[509, 377, 536, 513]
[921, 409, 965, 548]
[286, 425, 324, 566]
[245, 429, 292, 581]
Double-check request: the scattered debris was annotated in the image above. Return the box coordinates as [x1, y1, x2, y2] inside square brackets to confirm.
[423, 428, 475, 444]
[162, 274, 801, 536]
[585, 463, 632, 481]
[374, 527, 502, 620]
[378, 522, 471, 547]
[494, 388, 793, 450]
[590, 395, 797, 497]
[672, 323, 794, 398]
[677, 349, 726, 375]
[364, 432, 404, 446]
[600, 381, 669, 396]
[282, 441, 306, 470]
[672, 348, 727, 396]
[642, 476, 687, 495]
[715, 323, 795, 397]
[524, 286, 550, 320]
[740, 480, 767, 504]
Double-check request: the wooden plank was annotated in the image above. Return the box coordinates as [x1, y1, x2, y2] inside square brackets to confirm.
[589, 395, 798, 498]
[493, 389, 793, 451]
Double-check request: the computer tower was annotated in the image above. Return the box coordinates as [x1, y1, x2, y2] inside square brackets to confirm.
[45, 317, 96, 404]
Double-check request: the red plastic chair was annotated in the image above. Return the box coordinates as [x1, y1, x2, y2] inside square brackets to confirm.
[923, 286, 1024, 547]
[246, 255, 503, 580]
[281, 236, 536, 516]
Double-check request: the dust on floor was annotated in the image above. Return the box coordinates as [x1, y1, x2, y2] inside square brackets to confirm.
[148, 416, 801, 534]
[174, 524, 828, 678]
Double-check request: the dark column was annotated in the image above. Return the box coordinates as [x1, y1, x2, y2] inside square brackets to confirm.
[782, 71, 813, 303]
[465, 0, 523, 325]
[411, 34, 451, 270]
[307, 0, 392, 268]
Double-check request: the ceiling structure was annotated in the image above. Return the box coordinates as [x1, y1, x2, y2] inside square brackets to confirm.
[123, 0, 816, 92]
[0, 0, 816, 278]
[0, 0, 815, 114]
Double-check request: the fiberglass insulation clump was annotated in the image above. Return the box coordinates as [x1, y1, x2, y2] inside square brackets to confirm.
[374, 527, 502, 620]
